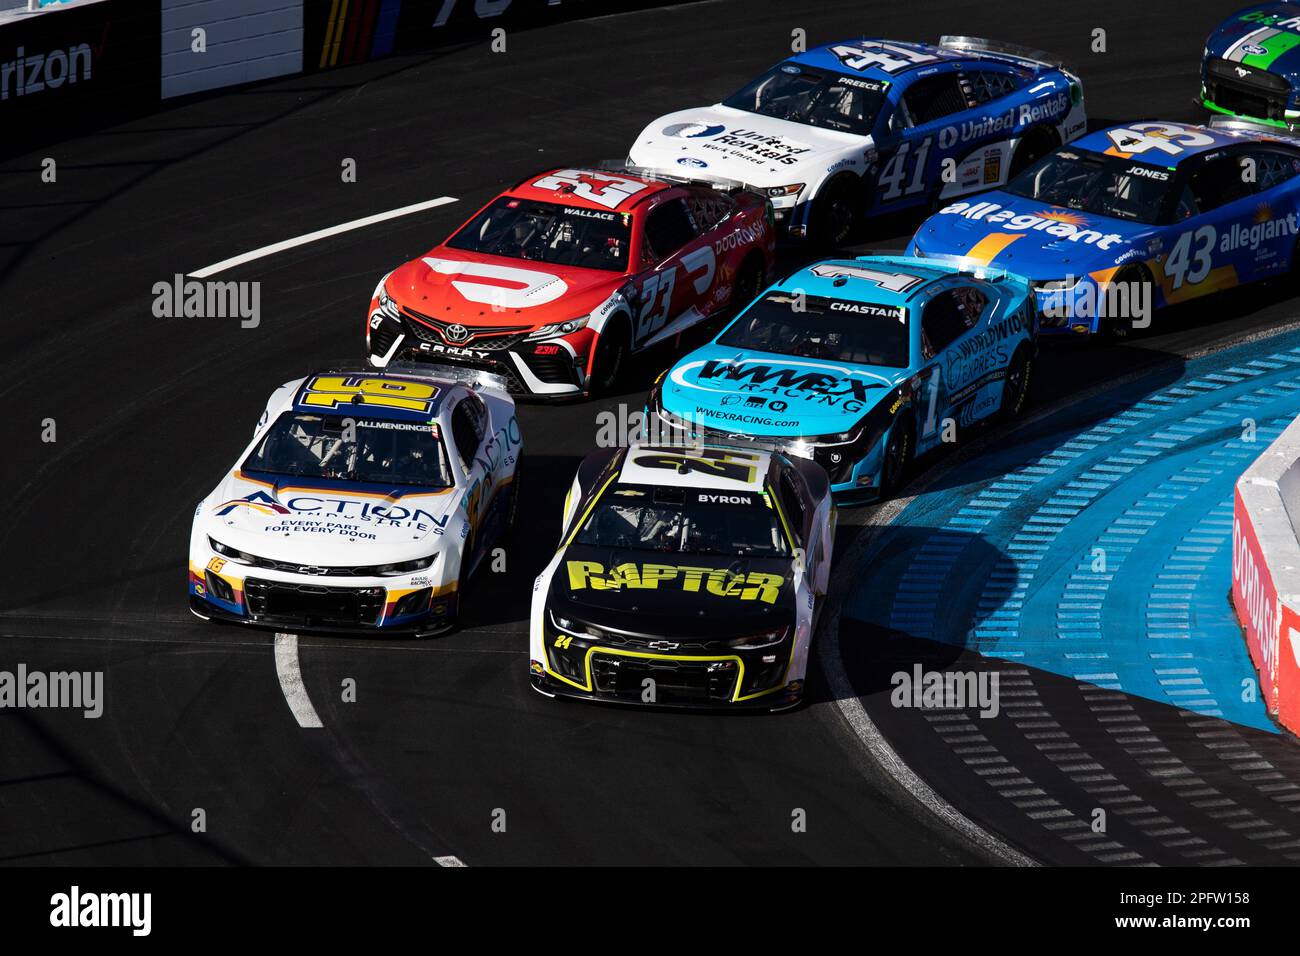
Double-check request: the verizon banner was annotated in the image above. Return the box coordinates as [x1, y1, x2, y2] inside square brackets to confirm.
[0, 0, 160, 152]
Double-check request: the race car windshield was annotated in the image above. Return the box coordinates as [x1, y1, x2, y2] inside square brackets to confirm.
[722, 63, 887, 135]
[1004, 149, 1175, 224]
[718, 292, 910, 368]
[446, 197, 632, 271]
[242, 413, 453, 488]
[574, 486, 791, 558]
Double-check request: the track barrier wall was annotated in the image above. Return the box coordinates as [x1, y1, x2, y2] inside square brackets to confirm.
[1233, 413, 1300, 735]
[2, 0, 678, 155]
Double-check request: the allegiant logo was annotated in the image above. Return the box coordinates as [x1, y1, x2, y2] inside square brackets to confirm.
[937, 201, 1126, 249]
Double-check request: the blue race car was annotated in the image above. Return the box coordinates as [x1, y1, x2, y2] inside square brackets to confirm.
[907, 118, 1300, 336]
[644, 256, 1036, 499]
[1202, 3, 1300, 128]
[627, 36, 1086, 246]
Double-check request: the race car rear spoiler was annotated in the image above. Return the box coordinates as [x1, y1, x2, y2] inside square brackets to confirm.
[896, 251, 1034, 289]
[380, 361, 514, 396]
[939, 35, 1078, 77]
[599, 160, 764, 198]
[1208, 114, 1300, 143]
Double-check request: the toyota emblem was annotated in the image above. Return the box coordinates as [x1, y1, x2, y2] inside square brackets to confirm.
[444, 324, 470, 343]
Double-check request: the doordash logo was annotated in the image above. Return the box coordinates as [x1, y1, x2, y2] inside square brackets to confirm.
[1, 44, 92, 101]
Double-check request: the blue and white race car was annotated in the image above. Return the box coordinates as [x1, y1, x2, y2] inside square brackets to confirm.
[908, 118, 1300, 336]
[645, 256, 1036, 499]
[1202, 2, 1300, 128]
[627, 36, 1085, 246]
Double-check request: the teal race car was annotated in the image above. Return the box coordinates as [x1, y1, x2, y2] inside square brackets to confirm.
[644, 256, 1036, 499]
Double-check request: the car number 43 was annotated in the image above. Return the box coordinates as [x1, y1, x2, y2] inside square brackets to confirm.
[1165, 224, 1216, 290]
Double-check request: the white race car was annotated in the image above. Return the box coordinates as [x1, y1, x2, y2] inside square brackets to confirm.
[627, 36, 1085, 246]
[188, 366, 521, 636]
[529, 443, 835, 710]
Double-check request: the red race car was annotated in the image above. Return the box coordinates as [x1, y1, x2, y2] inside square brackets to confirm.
[365, 167, 776, 398]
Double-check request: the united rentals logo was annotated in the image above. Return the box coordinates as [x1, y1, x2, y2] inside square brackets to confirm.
[663, 121, 726, 138]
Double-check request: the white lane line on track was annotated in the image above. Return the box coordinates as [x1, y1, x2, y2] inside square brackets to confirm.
[274, 632, 324, 729]
[434, 856, 467, 867]
[818, 507, 1039, 868]
[189, 196, 459, 277]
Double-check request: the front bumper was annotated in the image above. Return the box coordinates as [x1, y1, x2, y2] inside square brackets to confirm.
[368, 306, 588, 398]
[1201, 58, 1296, 127]
[532, 618, 802, 710]
[530, 656, 802, 711]
[188, 560, 458, 635]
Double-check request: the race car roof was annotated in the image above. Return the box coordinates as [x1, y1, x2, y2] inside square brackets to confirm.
[290, 370, 450, 424]
[1072, 122, 1293, 165]
[775, 255, 964, 308]
[618, 444, 773, 493]
[508, 167, 671, 213]
[790, 39, 963, 83]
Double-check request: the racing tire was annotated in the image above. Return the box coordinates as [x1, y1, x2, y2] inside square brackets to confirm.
[811, 176, 861, 249]
[445, 553, 472, 633]
[732, 254, 766, 312]
[999, 344, 1034, 419]
[1008, 126, 1059, 181]
[879, 414, 915, 500]
[588, 318, 631, 397]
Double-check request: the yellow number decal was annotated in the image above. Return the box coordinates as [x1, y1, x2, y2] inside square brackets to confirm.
[633, 449, 760, 484]
[302, 375, 439, 413]
[206, 557, 226, 573]
[554, 635, 574, 649]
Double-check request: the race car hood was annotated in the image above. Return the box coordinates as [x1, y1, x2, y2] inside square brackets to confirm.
[628, 105, 865, 188]
[200, 471, 457, 565]
[910, 192, 1158, 280]
[388, 249, 625, 329]
[1205, 4, 1300, 81]
[551, 545, 795, 637]
[661, 342, 902, 439]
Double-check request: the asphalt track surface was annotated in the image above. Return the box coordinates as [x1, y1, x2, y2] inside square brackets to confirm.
[840, 333, 1300, 865]
[1, 0, 1296, 865]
